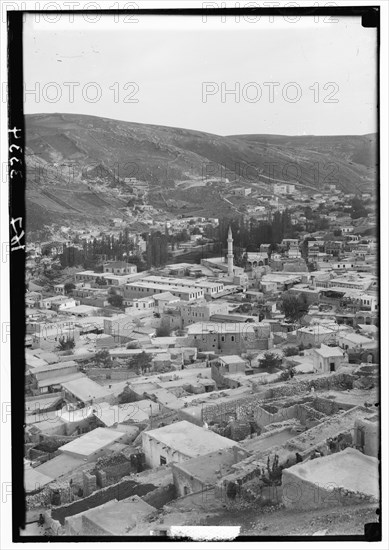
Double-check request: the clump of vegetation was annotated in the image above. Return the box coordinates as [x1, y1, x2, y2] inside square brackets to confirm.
[126, 351, 152, 374]
[279, 292, 309, 324]
[283, 346, 299, 357]
[107, 290, 124, 308]
[258, 352, 283, 373]
[278, 366, 296, 381]
[57, 336, 75, 351]
[155, 320, 172, 338]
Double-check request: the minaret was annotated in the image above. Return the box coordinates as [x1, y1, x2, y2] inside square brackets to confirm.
[227, 225, 234, 277]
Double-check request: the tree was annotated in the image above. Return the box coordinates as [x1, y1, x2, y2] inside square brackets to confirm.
[279, 366, 296, 381]
[108, 293, 124, 308]
[246, 351, 257, 367]
[57, 336, 75, 351]
[127, 351, 152, 374]
[126, 341, 140, 349]
[95, 276, 107, 286]
[155, 320, 172, 338]
[350, 197, 368, 219]
[146, 231, 169, 268]
[64, 282, 75, 294]
[258, 352, 283, 373]
[279, 292, 309, 324]
[300, 237, 316, 261]
[236, 302, 252, 314]
[283, 346, 299, 357]
[93, 349, 112, 368]
[190, 226, 202, 235]
[333, 228, 342, 237]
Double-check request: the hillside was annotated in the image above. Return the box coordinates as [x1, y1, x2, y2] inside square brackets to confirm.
[25, 113, 377, 230]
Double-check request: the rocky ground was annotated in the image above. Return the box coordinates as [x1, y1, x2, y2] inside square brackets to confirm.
[200, 502, 380, 537]
[133, 486, 380, 539]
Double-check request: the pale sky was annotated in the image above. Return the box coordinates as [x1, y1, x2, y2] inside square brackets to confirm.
[23, 14, 377, 136]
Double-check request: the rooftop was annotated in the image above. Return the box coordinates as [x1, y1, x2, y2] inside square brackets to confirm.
[24, 462, 53, 493]
[298, 325, 334, 335]
[104, 261, 136, 268]
[173, 447, 242, 485]
[143, 420, 239, 458]
[341, 333, 374, 345]
[34, 453, 84, 480]
[287, 448, 379, 498]
[313, 345, 345, 358]
[219, 355, 247, 365]
[152, 292, 178, 301]
[36, 372, 84, 389]
[187, 322, 267, 335]
[61, 377, 113, 403]
[59, 427, 125, 458]
[29, 360, 77, 375]
[68, 496, 156, 535]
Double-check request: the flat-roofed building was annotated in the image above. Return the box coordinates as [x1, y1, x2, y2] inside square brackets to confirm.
[61, 377, 114, 406]
[28, 361, 82, 393]
[338, 331, 375, 351]
[124, 281, 204, 302]
[103, 261, 137, 275]
[172, 447, 248, 497]
[142, 275, 224, 298]
[65, 496, 156, 536]
[297, 325, 338, 347]
[185, 321, 272, 353]
[179, 301, 229, 327]
[58, 427, 130, 461]
[312, 344, 345, 373]
[142, 420, 241, 468]
[128, 296, 155, 310]
[75, 270, 139, 286]
[282, 448, 379, 510]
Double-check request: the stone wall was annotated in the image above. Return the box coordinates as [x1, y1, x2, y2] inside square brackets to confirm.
[171, 464, 206, 497]
[202, 393, 266, 425]
[43, 510, 65, 535]
[201, 372, 353, 426]
[295, 404, 327, 427]
[313, 396, 354, 416]
[263, 372, 354, 400]
[100, 462, 135, 482]
[95, 470, 107, 489]
[82, 472, 97, 497]
[51, 477, 157, 525]
[142, 483, 176, 509]
[87, 368, 138, 381]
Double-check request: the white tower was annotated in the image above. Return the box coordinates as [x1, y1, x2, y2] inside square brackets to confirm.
[227, 225, 234, 277]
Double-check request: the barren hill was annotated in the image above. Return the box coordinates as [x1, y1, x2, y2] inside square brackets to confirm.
[25, 113, 377, 230]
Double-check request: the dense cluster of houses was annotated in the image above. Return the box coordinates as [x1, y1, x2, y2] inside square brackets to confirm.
[24, 188, 379, 535]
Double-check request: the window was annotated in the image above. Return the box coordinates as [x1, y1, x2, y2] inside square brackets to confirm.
[160, 456, 167, 465]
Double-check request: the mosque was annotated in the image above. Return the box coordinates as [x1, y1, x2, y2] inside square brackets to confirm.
[200, 226, 248, 288]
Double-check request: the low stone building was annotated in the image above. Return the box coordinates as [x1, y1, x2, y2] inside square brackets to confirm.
[281, 448, 379, 510]
[312, 345, 346, 374]
[141, 420, 240, 468]
[65, 495, 155, 535]
[172, 447, 248, 497]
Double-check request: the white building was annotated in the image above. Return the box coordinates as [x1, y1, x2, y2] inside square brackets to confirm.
[142, 421, 239, 468]
[312, 345, 345, 373]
